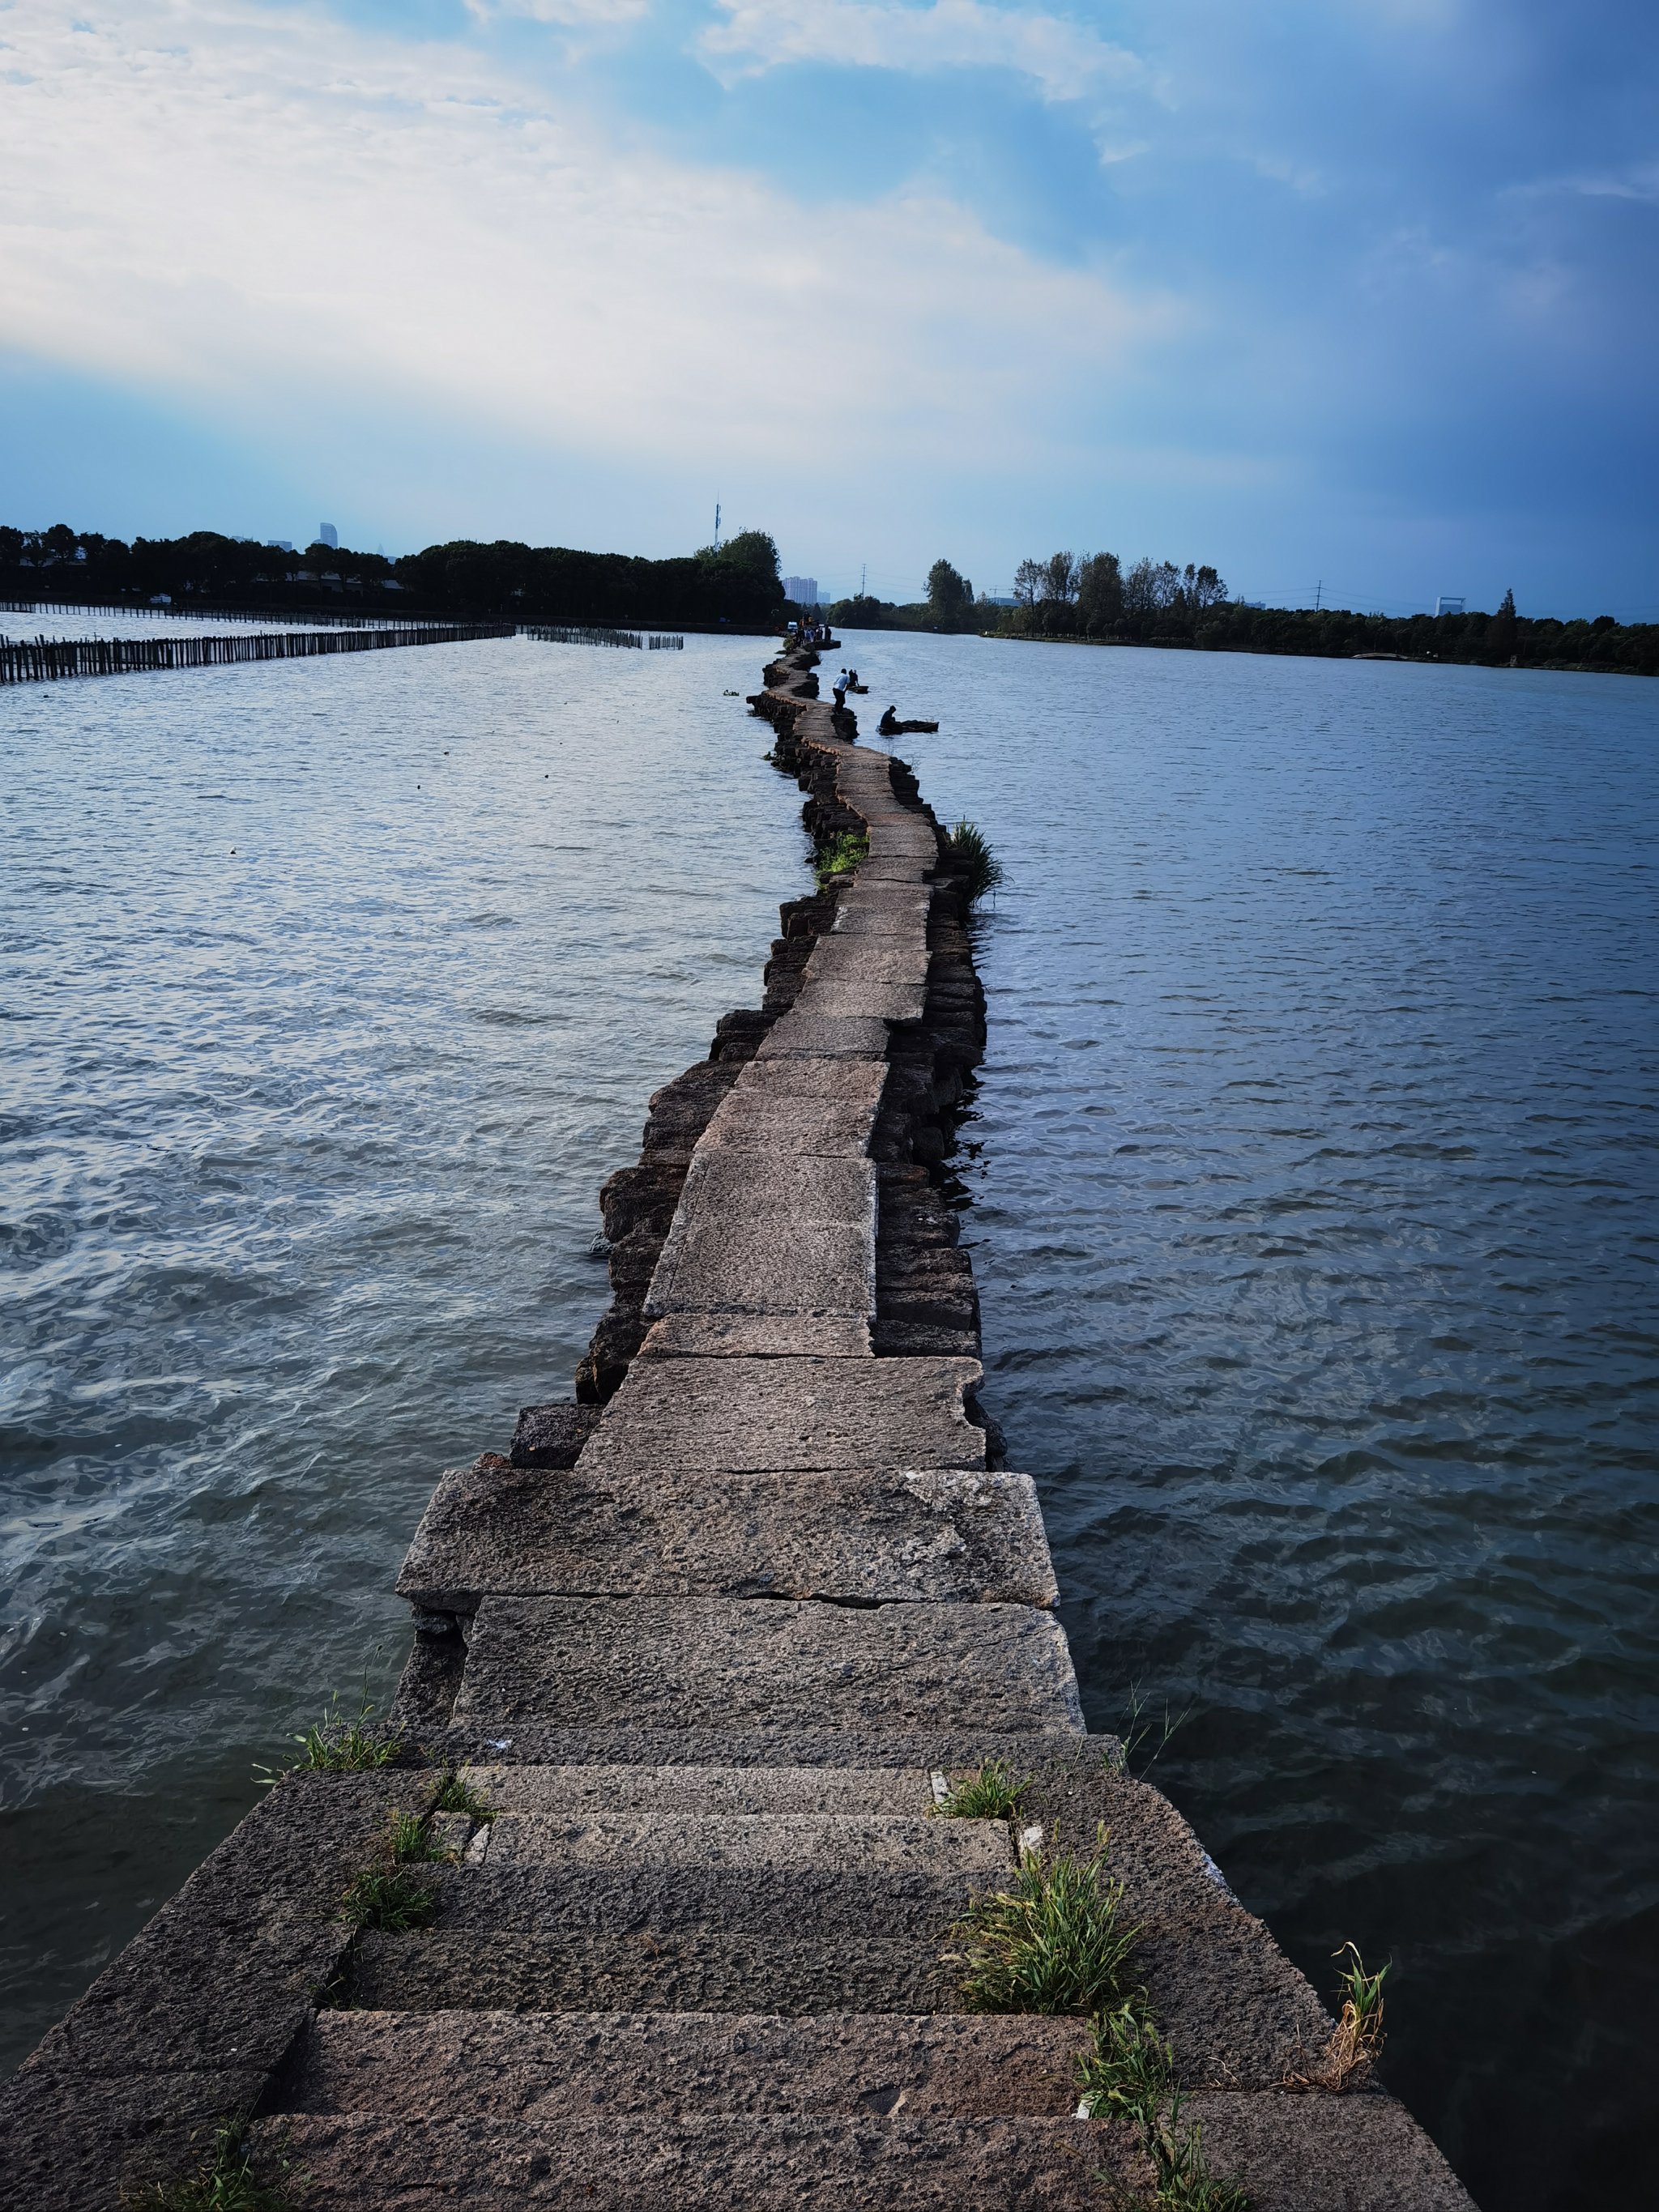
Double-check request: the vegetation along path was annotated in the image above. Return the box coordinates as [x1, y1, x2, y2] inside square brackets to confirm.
[0, 646, 1478, 2210]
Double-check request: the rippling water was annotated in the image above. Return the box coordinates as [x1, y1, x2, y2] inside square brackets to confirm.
[855, 635, 1657, 2212]
[0, 632, 800, 2069]
[3, 629, 1654, 2209]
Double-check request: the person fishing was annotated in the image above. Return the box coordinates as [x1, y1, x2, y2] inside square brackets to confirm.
[832, 669, 849, 709]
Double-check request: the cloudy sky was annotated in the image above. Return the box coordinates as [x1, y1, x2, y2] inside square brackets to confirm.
[2, 0, 1654, 613]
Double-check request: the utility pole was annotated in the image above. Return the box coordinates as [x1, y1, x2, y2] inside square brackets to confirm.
[860, 562, 866, 599]
[714, 501, 721, 551]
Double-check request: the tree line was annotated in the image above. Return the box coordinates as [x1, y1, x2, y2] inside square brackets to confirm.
[0, 523, 787, 630]
[828, 552, 1657, 676]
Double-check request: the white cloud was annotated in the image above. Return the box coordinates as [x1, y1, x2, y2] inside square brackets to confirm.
[1508, 161, 1659, 205]
[699, 0, 1146, 107]
[0, 1, 1176, 481]
[464, 0, 648, 25]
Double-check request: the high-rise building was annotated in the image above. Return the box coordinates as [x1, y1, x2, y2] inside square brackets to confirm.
[1435, 595, 1465, 616]
[318, 522, 339, 550]
[782, 574, 820, 606]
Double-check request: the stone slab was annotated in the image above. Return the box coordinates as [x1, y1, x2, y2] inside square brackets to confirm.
[0, 1772, 433, 2211]
[347, 1929, 965, 2018]
[475, 1811, 1015, 1874]
[574, 1354, 987, 1476]
[452, 1594, 1083, 1733]
[639, 1313, 874, 1358]
[249, 2112, 1140, 2209]
[399, 1464, 1056, 1610]
[645, 1150, 876, 1321]
[284, 2009, 1087, 2120]
[1021, 1760, 1337, 2088]
[403, 1859, 984, 1940]
[804, 936, 931, 988]
[829, 905, 932, 938]
[790, 978, 929, 1023]
[729, 1054, 891, 1107]
[698, 1091, 880, 1155]
[1183, 2093, 1478, 2212]
[434, 1724, 1103, 1773]
[509, 1401, 603, 1469]
[458, 1762, 939, 1815]
[754, 1011, 893, 1059]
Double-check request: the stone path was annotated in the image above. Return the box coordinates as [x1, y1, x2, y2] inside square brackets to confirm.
[0, 648, 1478, 2210]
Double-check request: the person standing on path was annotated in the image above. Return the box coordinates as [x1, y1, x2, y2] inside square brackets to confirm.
[833, 669, 849, 709]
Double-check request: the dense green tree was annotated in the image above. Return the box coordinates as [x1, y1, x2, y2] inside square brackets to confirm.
[1077, 552, 1123, 630]
[1486, 587, 1518, 663]
[927, 559, 970, 616]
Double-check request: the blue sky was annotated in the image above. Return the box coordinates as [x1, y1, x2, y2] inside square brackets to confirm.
[2, 0, 1655, 615]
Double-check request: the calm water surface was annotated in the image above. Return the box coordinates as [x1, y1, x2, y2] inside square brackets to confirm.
[859, 635, 1657, 2212]
[3, 629, 1655, 2212]
[0, 632, 801, 2069]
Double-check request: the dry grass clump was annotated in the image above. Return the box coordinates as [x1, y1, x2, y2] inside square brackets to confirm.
[1286, 1942, 1389, 2091]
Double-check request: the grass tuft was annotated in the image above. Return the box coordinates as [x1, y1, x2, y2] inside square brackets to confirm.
[945, 819, 1004, 904]
[256, 1686, 402, 1785]
[431, 1769, 497, 1822]
[1078, 2004, 1252, 2211]
[814, 829, 868, 884]
[932, 1760, 1029, 1821]
[388, 1808, 458, 1865]
[950, 1830, 1138, 2014]
[1108, 1682, 1192, 1779]
[338, 1861, 437, 1933]
[122, 2120, 298, 2212]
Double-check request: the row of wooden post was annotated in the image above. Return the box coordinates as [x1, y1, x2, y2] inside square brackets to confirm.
[0, 623, 515, 686]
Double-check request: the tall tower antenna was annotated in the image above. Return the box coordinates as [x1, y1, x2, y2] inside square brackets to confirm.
[860, 561, 866, 598]
[714, 501, 721, 550]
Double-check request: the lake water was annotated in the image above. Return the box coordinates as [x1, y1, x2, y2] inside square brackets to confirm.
[3, 629, 1654, 2210]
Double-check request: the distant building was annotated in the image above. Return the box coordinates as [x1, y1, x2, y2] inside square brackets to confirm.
[979, 592, 1017, 607]
[266, 539, 293, 552]
[319, 522, 339, 549]
[782, 574, 820, 606]
[1435, 595, 1465, 616]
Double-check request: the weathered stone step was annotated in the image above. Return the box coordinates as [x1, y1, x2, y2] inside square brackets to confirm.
[248, 2112, 1131, 2209]
[450, 1595, 1083, 1732]
[697, 1088, 881, 1155]
[458, 1760, 938, 1815]
[281, 2010, 1084, 2119]
[397, 1463, 1057, 1613]
[643, 1151, 876, 1324]
[347, 1927, 963, 2016]
[574, 1354, 987, 1476]
[407, 1857, 979, 1939]
[473, 1811, 1014, 1874]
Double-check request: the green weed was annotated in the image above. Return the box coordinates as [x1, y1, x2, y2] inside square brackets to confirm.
[255, 1686, 402, 1786]
[1109, 1682, 1192, 1779]
[945, 819, 1004, 903]
[814, 829, 868, 884]
[431, 1769, 497, 1822]
[1079, 2005, 1252, 2211]
[338, 1861, 437, 1933]
[932, 1760, 1030, 1821]
[950, 1831, 1138, 2014]
[387, 1809, 458, 1865]
[122, 2120, 298, 2212]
